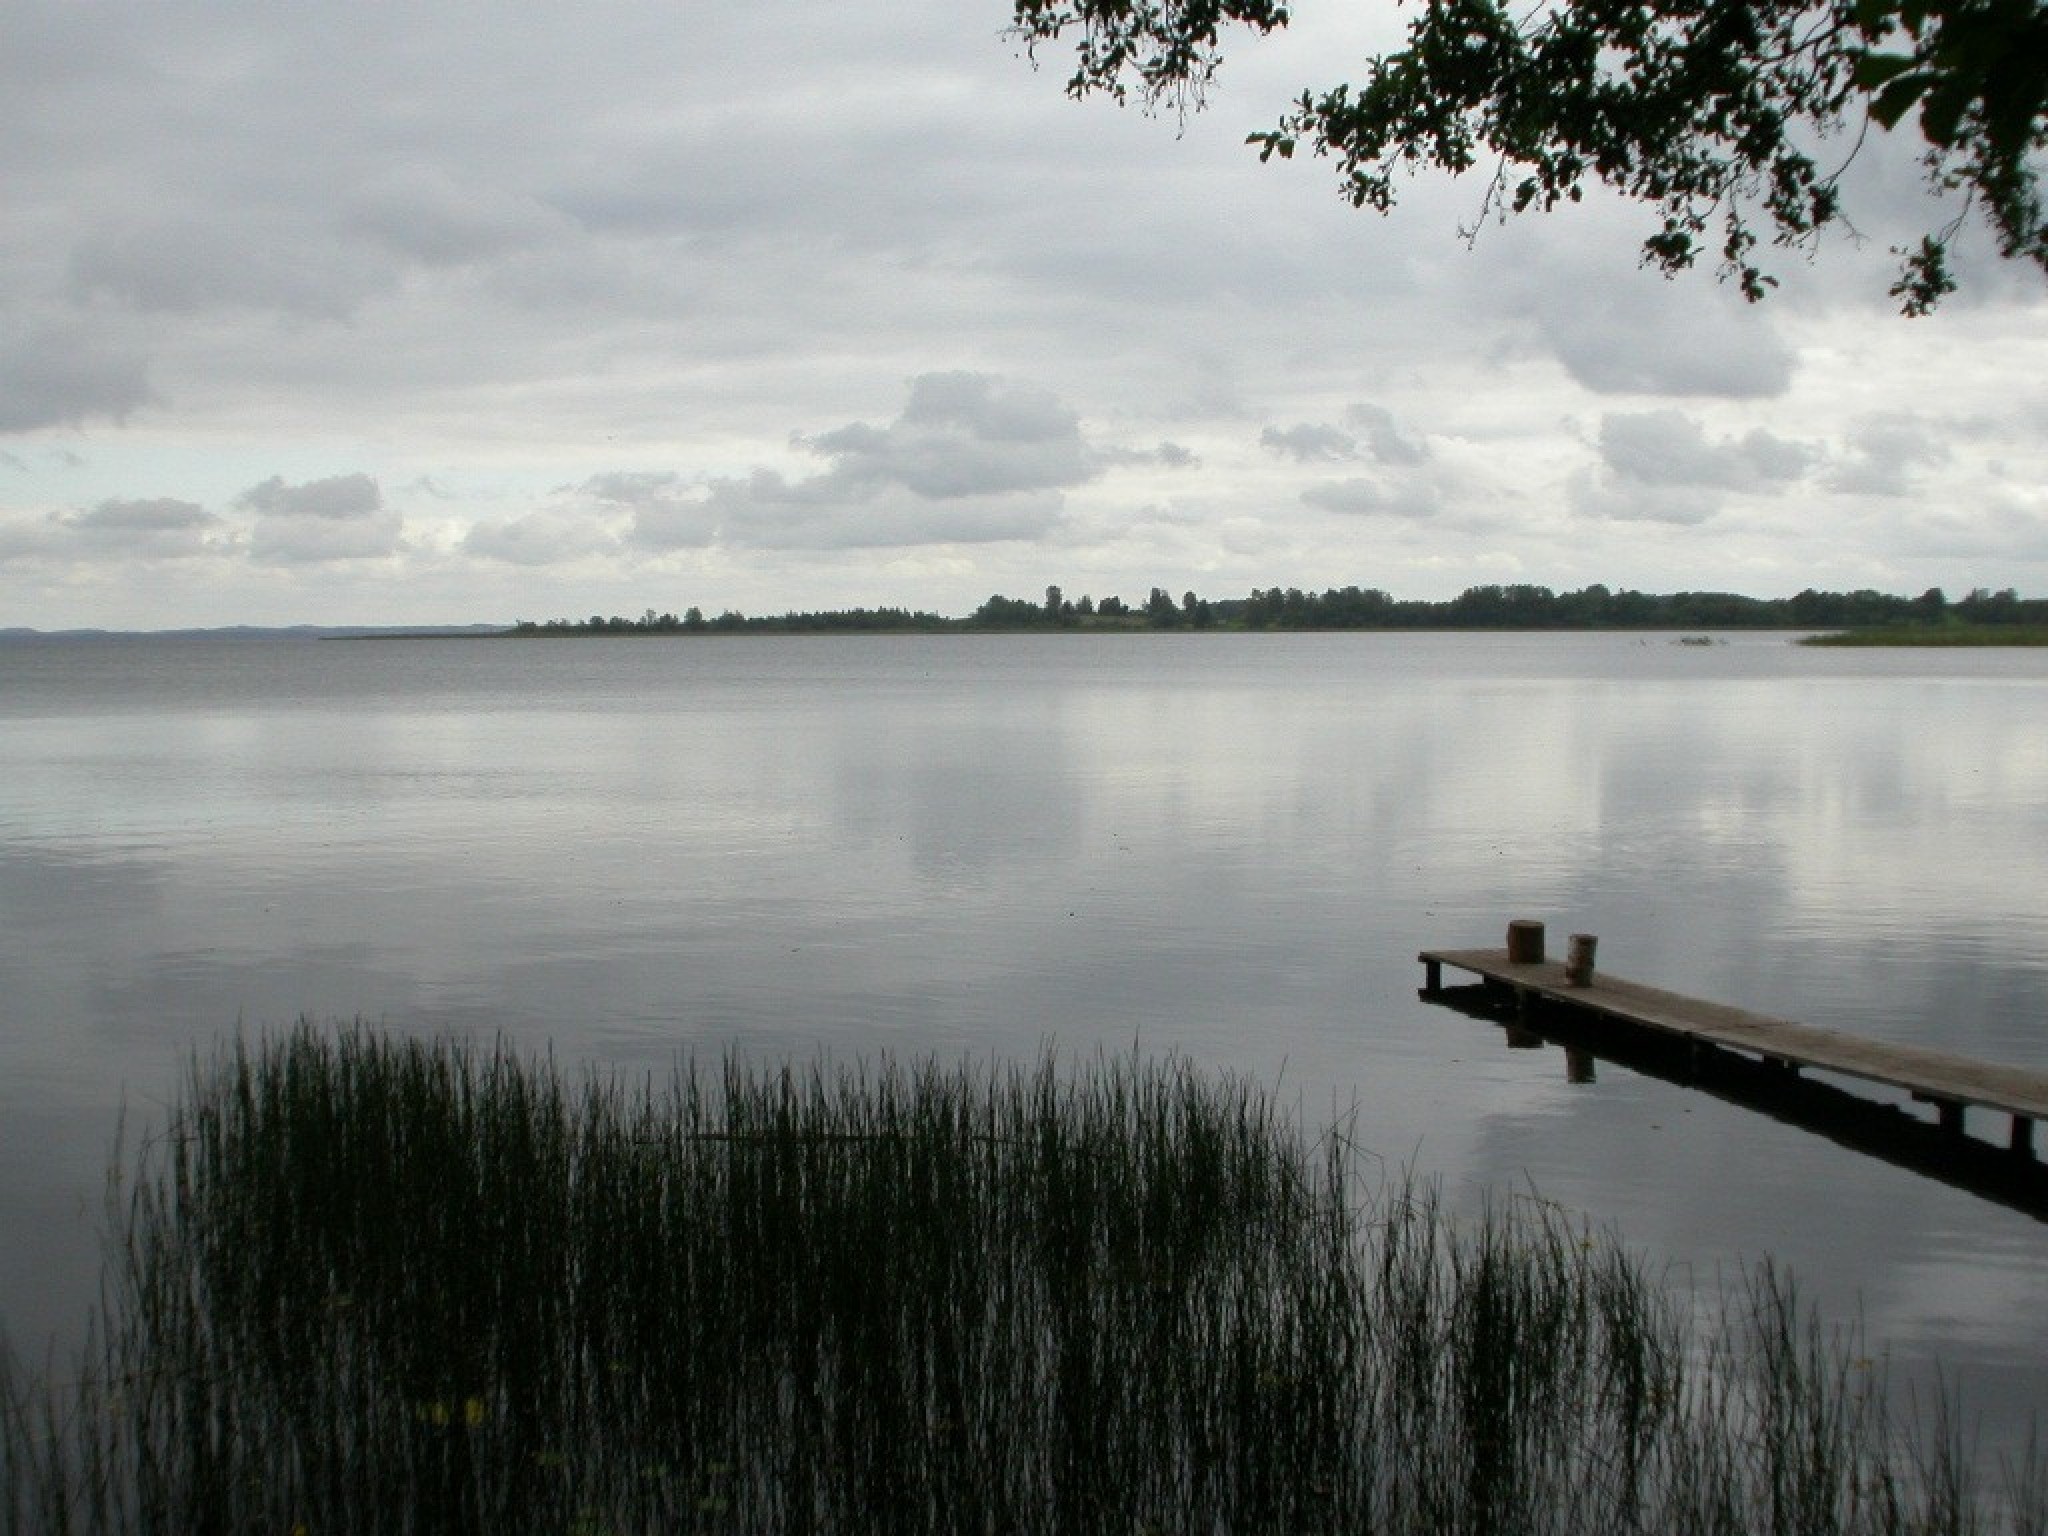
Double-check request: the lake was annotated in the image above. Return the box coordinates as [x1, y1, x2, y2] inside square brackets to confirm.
[4, 630, 2046, 1453]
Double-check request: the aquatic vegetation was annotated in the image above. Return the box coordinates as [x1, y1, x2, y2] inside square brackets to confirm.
[2, 1029, 2038, 1533]
[1800, 624, 2048, 646]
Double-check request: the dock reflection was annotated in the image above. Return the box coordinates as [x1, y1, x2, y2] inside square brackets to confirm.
[1423, 982, 2048, 1222]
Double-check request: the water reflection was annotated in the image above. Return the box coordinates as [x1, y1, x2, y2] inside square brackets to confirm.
[3, 632, 2046, 1453]
[1424, 981, 2048, 1217]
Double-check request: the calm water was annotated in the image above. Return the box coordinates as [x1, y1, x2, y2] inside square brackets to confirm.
[5, 632, 2047, 1446]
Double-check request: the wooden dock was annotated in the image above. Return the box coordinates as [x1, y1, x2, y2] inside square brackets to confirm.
[1419, 947, 2048, 1155]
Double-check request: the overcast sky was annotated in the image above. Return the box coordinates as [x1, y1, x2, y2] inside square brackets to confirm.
[4, 1, 2045, 628]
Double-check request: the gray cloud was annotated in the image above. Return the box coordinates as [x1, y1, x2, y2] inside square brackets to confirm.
[61, 497, 221, 558]
[1895, 495, 2048, 559]
[1301, 477, 1442, 520]
[0, 321, 150, 432]
[0, 1, 2039, 626]
[1345, 404, 1430, 466]
[343, 167, 566, 267]
[237, 474, 383, 520]
[0, 515, 62, 562]
[1261, 423, 1357, 462]
[1531, 270, 1797, 399]
[236, 474, 403, 563]
[1828, 416, 1952, 497]
[1567, 469, 1721, 526]
[70, 219, 388, 320]
[586, 374, 1089, 555]
[799, 373, 1090, 500]
[1599, 412, 1817, 490]
[590, 471, 718, 553]
[703, 474, 1063, 550]
[462, 505, 620, 566]
[1095, 440, 1200, 470]
[1569, 411, 1815, 525]
[1264, 408, 1428, 469]
[670, 372, 1084, 551]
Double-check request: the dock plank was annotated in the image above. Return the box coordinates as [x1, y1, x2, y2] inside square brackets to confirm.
[1420, 948, 2048, 1122]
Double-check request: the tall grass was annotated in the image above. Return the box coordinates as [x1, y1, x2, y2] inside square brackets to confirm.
[3, 1028, 2038, 1534]
[1800, 624, 2048, 646]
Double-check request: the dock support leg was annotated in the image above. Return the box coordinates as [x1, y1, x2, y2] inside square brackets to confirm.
[1937, 1100, 1965, 1136]
[2012, 1116, 2036, 1157]
[1423, 957, 1442, 995]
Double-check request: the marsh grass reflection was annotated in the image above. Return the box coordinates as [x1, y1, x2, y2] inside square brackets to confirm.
[3, 1029, 2038, 1533]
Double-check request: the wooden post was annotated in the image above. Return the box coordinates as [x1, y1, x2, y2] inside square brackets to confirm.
[1422, 956, 1443, 995]
[1564, 933, 1598, 986]
[1506, 919, 1545, 964]
[2011, 1116, 2036, 1157]
[1938, 1099, 1965, 1136]
[1565, 1047, 1596, 1083]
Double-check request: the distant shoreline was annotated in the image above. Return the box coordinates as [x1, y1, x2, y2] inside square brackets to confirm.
[9, 582, 2044, 642]
[0, 624, 506, 643]
[504, 582, 2046, 638]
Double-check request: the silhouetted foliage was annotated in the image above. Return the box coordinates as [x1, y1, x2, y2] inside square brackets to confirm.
[6, 1030, 2036, 1533]
[1010, 0, 2048, 310]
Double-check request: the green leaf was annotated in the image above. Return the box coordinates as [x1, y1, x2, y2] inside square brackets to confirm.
[1918, 77, 1969, 146]
[1869, 71, 1933, 128]
[1851, 50, 1919, 89]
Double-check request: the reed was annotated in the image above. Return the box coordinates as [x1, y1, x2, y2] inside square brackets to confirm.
[1800, 624, 2048, 646]
[3, 1027, 2038, 1534]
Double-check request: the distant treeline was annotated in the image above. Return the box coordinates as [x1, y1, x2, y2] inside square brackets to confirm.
[509, 584, 2046, 636]
[513, 606, 955, 636]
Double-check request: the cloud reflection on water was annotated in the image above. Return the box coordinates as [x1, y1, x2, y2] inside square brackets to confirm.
[2, 632, 2046, 1455]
